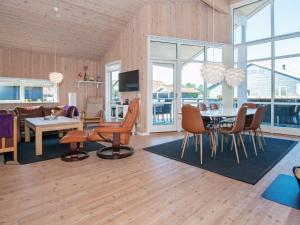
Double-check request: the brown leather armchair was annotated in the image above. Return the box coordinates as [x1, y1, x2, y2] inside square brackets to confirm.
[88, 98, 139, 159]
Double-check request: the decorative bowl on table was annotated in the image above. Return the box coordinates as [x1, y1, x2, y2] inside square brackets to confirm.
[44, 115, 58, 120]
[293, 166, 300, 189]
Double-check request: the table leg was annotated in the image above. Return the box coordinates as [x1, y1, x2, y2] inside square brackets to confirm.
[25, 123, 30, 143]
[35, 128, 43, 156]
[58, 131, 64, 138]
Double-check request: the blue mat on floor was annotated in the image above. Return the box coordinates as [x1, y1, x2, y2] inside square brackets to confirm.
[144, 135, 298, 184]
[262, 174, 300, 210]
[5, 135, 104, 164]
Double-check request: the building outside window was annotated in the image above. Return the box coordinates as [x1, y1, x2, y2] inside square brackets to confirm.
[0, 78, 58, 103]
[233, 0, 300, 131]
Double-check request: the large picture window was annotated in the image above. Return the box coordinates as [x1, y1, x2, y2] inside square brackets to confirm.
[234, 0, 300, 130]
[0, 78, 58, 103]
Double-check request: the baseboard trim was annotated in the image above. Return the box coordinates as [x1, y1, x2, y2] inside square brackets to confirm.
[136, 132, 150, 136]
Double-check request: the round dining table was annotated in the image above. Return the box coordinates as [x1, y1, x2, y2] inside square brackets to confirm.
[199, 108, 257, 148]
[200, 108, 256, 118]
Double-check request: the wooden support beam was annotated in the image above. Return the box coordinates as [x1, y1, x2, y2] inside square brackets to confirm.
[202, 0, 230, 14]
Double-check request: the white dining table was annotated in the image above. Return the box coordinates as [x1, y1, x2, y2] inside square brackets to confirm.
[200, 108, 256, 118]
[199, 108, 256, 148]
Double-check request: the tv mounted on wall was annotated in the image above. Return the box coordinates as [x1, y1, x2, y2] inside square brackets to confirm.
[118, 70, 139, 92]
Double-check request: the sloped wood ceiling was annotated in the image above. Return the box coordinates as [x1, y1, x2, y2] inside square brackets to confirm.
[0, 0, 148, 59]
[0, 0, 230, 59]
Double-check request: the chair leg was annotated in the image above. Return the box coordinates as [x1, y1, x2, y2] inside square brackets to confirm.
[256, 130, 264, 151]
[237, 135, 241, 147]
[211, 132, 216, 158]
[209, 132, 215, 158]
[232, 134, 240, 164]
[259, 126, 266, 144]
[13, 149, 17, 162]
[209, 133, 213, 155]
[181, 132, 189, 159]
[239, 133, 248, 158]
[181, 131, 189, 148]
[195, 135, 198, 153]
[250, 131, 258, 156]
[209, 134, 212, 149]
[249, 131, 252, 142]
[221, 134, 224, 152]
[200, 134, 203, 164]
[186, 133, 190, 149]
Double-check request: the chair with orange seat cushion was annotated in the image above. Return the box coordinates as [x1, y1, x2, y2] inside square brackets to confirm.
[244, 106, 266, 156]
[181, 104, 216, 164]
[219, 106, 248, 164]
[242, 103, 266, 144]
[198, 103, 208, 111]
[87, 98, 139, 159]
[197, 102, 212, 126]
[210, 103, 219, 110]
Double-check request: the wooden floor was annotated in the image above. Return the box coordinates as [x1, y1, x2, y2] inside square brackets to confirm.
[0, 132, 300, 225]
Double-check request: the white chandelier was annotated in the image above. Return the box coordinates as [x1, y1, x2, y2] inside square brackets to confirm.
[201, 0, 226, 85]
[201, 0, 245, 87]
[201, 62, 226, 84]
[49, 1, 63, 84]
[225, 68, 245, 87]
[49, 72, 63, 84]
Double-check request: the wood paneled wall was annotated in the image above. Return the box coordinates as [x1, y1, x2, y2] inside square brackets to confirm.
[0, 46, 102, 111]
[100, 1, 232, 133]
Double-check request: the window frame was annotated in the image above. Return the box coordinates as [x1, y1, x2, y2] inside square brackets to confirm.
[149, 38, 224, 105]
[232, 0, 300, 133]
[0, 77, 58, 104]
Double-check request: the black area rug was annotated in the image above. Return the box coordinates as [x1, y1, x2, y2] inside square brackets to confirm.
[262, 174, 300, 209]
[6, 135, 104, 164]
[144, 135, 298, 184]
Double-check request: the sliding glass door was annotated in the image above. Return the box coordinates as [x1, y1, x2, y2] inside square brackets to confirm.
[105, 62, 121, 120]
[148, 39, 224, 133]
[151, 61, 177, 132]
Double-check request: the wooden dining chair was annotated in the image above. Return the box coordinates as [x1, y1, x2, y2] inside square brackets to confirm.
[198, 103, 208, 111]
[241, 103, 257, 109]
[210, 103, 219, 110]
[219, 107, 248, 164]
[198, 102, 212, 126]
[244, 106, 266, 156]
[181, 105, 216, 164]
[242, 103, 265, 144]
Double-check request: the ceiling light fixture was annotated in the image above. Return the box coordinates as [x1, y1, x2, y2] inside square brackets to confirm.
[49, 0, 63, 84]
[201, 0, 226, 85]
[201, 0, 245, 87]
[224, 68, 245, 87]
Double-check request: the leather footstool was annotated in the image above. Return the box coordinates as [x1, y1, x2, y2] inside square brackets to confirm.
[60, 130, 89, 162]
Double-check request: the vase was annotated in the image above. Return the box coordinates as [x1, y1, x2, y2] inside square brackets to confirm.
[293, 166, 300, 189]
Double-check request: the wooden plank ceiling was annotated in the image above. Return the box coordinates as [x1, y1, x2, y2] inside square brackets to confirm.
[0, 0, 230, 59]
[0, 0, 148, 59]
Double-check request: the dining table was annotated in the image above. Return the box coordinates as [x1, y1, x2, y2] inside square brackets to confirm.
[200, 108, 256, 118]
[200, 108, 257, 147]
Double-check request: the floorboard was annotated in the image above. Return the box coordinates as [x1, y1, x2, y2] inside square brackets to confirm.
[0, 132, 299, 225]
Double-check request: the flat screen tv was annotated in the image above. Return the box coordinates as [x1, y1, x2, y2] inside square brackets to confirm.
[119, 70, 139, 92]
